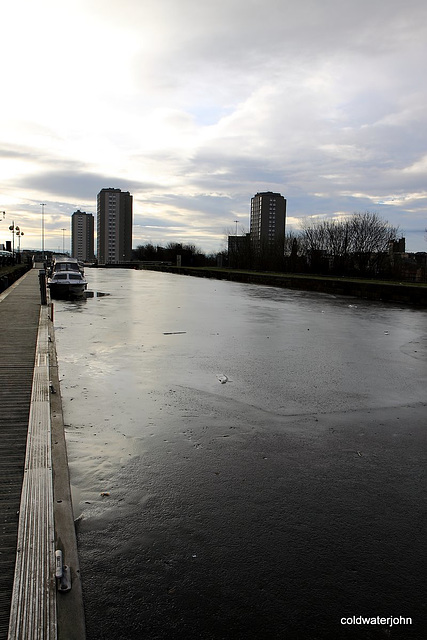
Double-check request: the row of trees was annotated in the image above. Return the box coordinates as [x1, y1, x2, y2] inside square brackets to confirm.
[227, 212, 402, 275]
[132, 242, 217, 267]
[296, 211, 398, 255]
[286, 211, 401, 275]
[133, 212, 406, 277]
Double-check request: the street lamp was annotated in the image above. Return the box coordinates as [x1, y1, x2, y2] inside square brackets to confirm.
[16, 227, 24, 253]
[9, 222, 16, 260]
[234, 220, 239, 236]
[40, 203, 46, 259]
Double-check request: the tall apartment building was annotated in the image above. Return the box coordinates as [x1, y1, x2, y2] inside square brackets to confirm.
[97, 188, 133, 265]
[250, 191, 287, 256]
[71, 210, 95, 262]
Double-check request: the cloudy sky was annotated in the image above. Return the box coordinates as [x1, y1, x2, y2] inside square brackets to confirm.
[1, 0, 426, 253]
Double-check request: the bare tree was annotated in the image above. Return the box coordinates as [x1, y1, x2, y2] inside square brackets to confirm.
[347, 212, 398, 253]
[297, 212, 400, 275]
[284, 231, 302, 256]
[299, 217, 327, 253]
[346, 212, 399, 273]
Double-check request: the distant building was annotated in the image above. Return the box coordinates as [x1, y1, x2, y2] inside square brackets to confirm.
[250, 191, 286, 256]
[228, 233, 251, 268]
[71, 210, 95, 262]
[97, 188, 133, 265]
[389, 238, 406, 254]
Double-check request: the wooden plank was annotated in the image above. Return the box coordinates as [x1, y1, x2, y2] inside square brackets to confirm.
[7, 307, 57, 640]
[0, 269, 42, 639]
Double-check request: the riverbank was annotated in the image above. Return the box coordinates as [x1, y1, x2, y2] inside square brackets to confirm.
[140, 265, 427, 307]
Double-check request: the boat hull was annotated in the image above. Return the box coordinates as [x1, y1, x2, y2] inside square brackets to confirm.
[48, 283, 87, 299]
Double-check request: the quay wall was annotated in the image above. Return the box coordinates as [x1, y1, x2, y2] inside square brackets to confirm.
[140, 266, 427, 307]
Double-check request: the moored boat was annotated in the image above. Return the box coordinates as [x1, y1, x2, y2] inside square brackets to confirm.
[49, 255, 84, 275]
[48, 256, 88, 298]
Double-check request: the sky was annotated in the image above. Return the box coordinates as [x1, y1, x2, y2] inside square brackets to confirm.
[1, 0, 426, 254]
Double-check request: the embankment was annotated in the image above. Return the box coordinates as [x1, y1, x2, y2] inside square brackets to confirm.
[141, 266, 427, 307]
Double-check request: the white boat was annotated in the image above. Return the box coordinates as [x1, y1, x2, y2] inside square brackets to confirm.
[49, 255, 84, 275]
[48, 270, 87, 298]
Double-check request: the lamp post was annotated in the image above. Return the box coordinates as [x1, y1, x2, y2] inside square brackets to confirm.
[1, 211, 5, 250]
[9, 222, 16, 260]
[234, 220, 239, 236]
[40, 203, 46, 259]
[16, 227, 24, 253]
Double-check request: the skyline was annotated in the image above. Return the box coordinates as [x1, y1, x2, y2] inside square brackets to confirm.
[1, 0, 427, 254]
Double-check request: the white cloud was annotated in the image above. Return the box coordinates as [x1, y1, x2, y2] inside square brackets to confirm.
[1, 0, 427, 253]
[402, 155, 427, 174]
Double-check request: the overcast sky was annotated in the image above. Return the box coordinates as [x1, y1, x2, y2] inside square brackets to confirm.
[1, 0, 426, 253]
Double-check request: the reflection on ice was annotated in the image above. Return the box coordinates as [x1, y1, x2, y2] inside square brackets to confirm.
[85, 290, 110, 298]
[53, 268, 427, 513]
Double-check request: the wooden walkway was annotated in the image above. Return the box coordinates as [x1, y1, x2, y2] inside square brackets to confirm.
[0, 267, 85, 640]
[0, 268, 42, 639]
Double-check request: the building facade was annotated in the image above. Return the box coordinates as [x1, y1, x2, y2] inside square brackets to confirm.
[227, 233, 251, 268]
[97, 188, 133, 265]
[250, 191, 287, 257]
[71, 210, 95, 262]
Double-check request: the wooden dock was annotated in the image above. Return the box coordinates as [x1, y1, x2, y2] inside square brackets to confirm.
[0, 267, 85, 639]
[0, 268, 42, 638]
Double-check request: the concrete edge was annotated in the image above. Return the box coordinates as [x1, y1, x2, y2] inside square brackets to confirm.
[48, 306, 87, 640]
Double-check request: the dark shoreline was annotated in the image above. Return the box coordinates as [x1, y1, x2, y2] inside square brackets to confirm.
[139, 265, 427, 307]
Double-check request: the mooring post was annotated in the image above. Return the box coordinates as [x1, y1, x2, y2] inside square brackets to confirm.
[38, 269, 47, 305]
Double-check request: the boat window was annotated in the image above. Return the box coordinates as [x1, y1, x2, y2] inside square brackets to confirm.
[69, 274, 83, 280]
[54, 263, 79, 271]
[55, 274, 68, 280]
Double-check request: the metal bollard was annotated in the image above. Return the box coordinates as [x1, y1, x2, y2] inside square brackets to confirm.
[55, 549, 72, 592]
[38, 269, 47, 305]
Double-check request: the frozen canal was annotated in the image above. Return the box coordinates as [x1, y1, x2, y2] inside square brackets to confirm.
[54, 269, 426, 640]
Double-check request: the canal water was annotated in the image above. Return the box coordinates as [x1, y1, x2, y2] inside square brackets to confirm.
[53, 269, 426, 640]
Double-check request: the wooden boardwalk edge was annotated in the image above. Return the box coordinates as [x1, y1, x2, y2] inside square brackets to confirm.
[8, 305, 57, 639]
